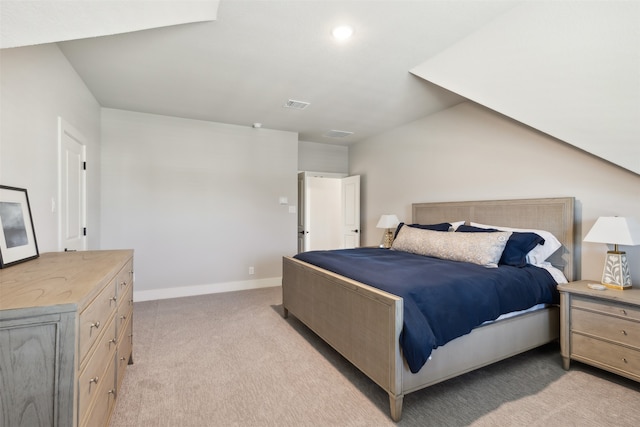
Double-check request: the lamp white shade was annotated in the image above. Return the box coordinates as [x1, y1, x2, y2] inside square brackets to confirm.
[376, 214, 400, 229]
[584, 217, 640, 246]
[584, 216, 640, 289]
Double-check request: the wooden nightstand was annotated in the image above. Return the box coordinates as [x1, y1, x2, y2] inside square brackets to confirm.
[558, 280, 640, 382]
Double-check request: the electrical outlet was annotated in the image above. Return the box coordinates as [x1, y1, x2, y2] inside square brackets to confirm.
[249, 266, 254, 275]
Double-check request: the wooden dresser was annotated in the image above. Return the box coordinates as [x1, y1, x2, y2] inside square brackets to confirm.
[558, 280, 640, 382]
[0, 250, 134, 427]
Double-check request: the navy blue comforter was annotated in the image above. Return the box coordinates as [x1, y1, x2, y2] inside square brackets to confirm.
[294, 248, 559, 373]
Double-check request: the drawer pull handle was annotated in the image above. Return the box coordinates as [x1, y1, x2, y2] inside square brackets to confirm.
[89, 376, 99, 385]
[120, 315, 127, 321]
[621, 309, 627, 315]
[120, 281, 127, 287]
[621, 330, 628, 336]
[108, 389, 116, 396]
[109, 338, 117, 346]
[623, 358, 628, 364]
[120, 356, 127, 362]
[110, 296, 117, 304]
[90, 321, 101, 330]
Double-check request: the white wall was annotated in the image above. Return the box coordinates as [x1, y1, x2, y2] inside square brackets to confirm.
[100, 109, 298, 300]
[298, 140, 348, 174]
[350, 101, 640, 284]
[0, 43, 102, 252]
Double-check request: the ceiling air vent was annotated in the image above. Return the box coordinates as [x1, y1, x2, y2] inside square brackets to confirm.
[323, 130, 354, 138]
[284, 99, 310, 110]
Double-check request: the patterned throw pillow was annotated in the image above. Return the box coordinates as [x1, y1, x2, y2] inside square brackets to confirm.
[391, 226, 512, 268]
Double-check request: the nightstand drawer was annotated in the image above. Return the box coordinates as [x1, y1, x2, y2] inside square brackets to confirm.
[573, 296, 640, 322]
[572, 308, 640, 349]
[572, 333, 640, 379]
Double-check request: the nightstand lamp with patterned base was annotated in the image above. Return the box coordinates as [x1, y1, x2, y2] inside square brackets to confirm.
[376, 214, 400, 248]
[584, 216, 640, 289]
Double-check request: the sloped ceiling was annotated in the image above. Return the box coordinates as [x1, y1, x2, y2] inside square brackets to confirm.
[411, 1, 640, 175]
[0, 0, 219, 48]
[1, 1, 637, 175]
[55, 0, 517, 145]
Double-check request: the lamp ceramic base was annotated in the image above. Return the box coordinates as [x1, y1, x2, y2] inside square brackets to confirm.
[601, 251, 632, 290]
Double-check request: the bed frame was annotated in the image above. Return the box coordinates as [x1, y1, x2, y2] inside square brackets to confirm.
[282, 197, 575, 421]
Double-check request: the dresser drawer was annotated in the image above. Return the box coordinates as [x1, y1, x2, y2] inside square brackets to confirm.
[116, 283, 133, 339]
[79, 279, 117, 362]
[116, 260, 134, 299]
[116, 316, 133, 392]
[572, 333, 640, 380]
[78, 317, 117, 423]
[572, 296, 640, 322]
[80, 354, 117, 427]
[572, 308, 640, 349]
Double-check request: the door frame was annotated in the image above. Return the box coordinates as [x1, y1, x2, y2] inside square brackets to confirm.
[57, 117, 87, 251]
[298, 171, 360, 252]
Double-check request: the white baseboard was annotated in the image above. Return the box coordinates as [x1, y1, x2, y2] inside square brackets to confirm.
[133, 277, 282, 302]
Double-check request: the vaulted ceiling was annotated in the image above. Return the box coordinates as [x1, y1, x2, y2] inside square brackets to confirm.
[2, 0, 638, 175]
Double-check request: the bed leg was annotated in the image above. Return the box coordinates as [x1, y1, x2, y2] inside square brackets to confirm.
[283, 307, 289, 319]
[389, 394, 403, 422]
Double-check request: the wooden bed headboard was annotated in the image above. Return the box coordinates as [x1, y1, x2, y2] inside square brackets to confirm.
[412, 197, 576, 281]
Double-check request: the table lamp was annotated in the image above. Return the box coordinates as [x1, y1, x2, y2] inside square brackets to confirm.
[376, 214, 400, 248]
[583, 216, 640, 289]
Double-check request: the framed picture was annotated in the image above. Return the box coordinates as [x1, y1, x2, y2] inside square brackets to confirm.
[0, 185, 39, 268]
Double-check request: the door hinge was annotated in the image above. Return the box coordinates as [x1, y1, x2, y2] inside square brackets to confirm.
[83, 227, 87, 236]
[83, 161, 87, 170]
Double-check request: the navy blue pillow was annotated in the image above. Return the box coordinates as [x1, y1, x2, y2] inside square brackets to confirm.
[394, 222, 451, 238]
[456, 225, 545, 267]
[456, 224, 497, 233]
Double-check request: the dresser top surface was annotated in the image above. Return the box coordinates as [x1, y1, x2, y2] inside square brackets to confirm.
[0, 250, 133, 312]
[558, 280, 640, 306]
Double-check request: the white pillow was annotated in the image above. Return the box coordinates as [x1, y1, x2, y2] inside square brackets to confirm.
[448, 220, 465, 231]
[535, 261, 568, 284]
[470, 222, 562, 265]
[391, 226, 512, 268]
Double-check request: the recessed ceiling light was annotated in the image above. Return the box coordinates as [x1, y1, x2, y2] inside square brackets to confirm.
[331, 25, 354, 41]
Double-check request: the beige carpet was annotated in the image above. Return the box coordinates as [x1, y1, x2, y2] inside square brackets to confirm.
[110, 286, 640, 427]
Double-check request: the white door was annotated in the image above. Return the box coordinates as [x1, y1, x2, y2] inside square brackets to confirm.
[307, 176, 342, 250]
[299, 172, 361, 252]
[341, 175, 360, 248]
[297, 172, 308, 253]
[58, 118, 87, 252]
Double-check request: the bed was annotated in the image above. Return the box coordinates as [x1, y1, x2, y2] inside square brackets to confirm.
[281, 197, 576, 421]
